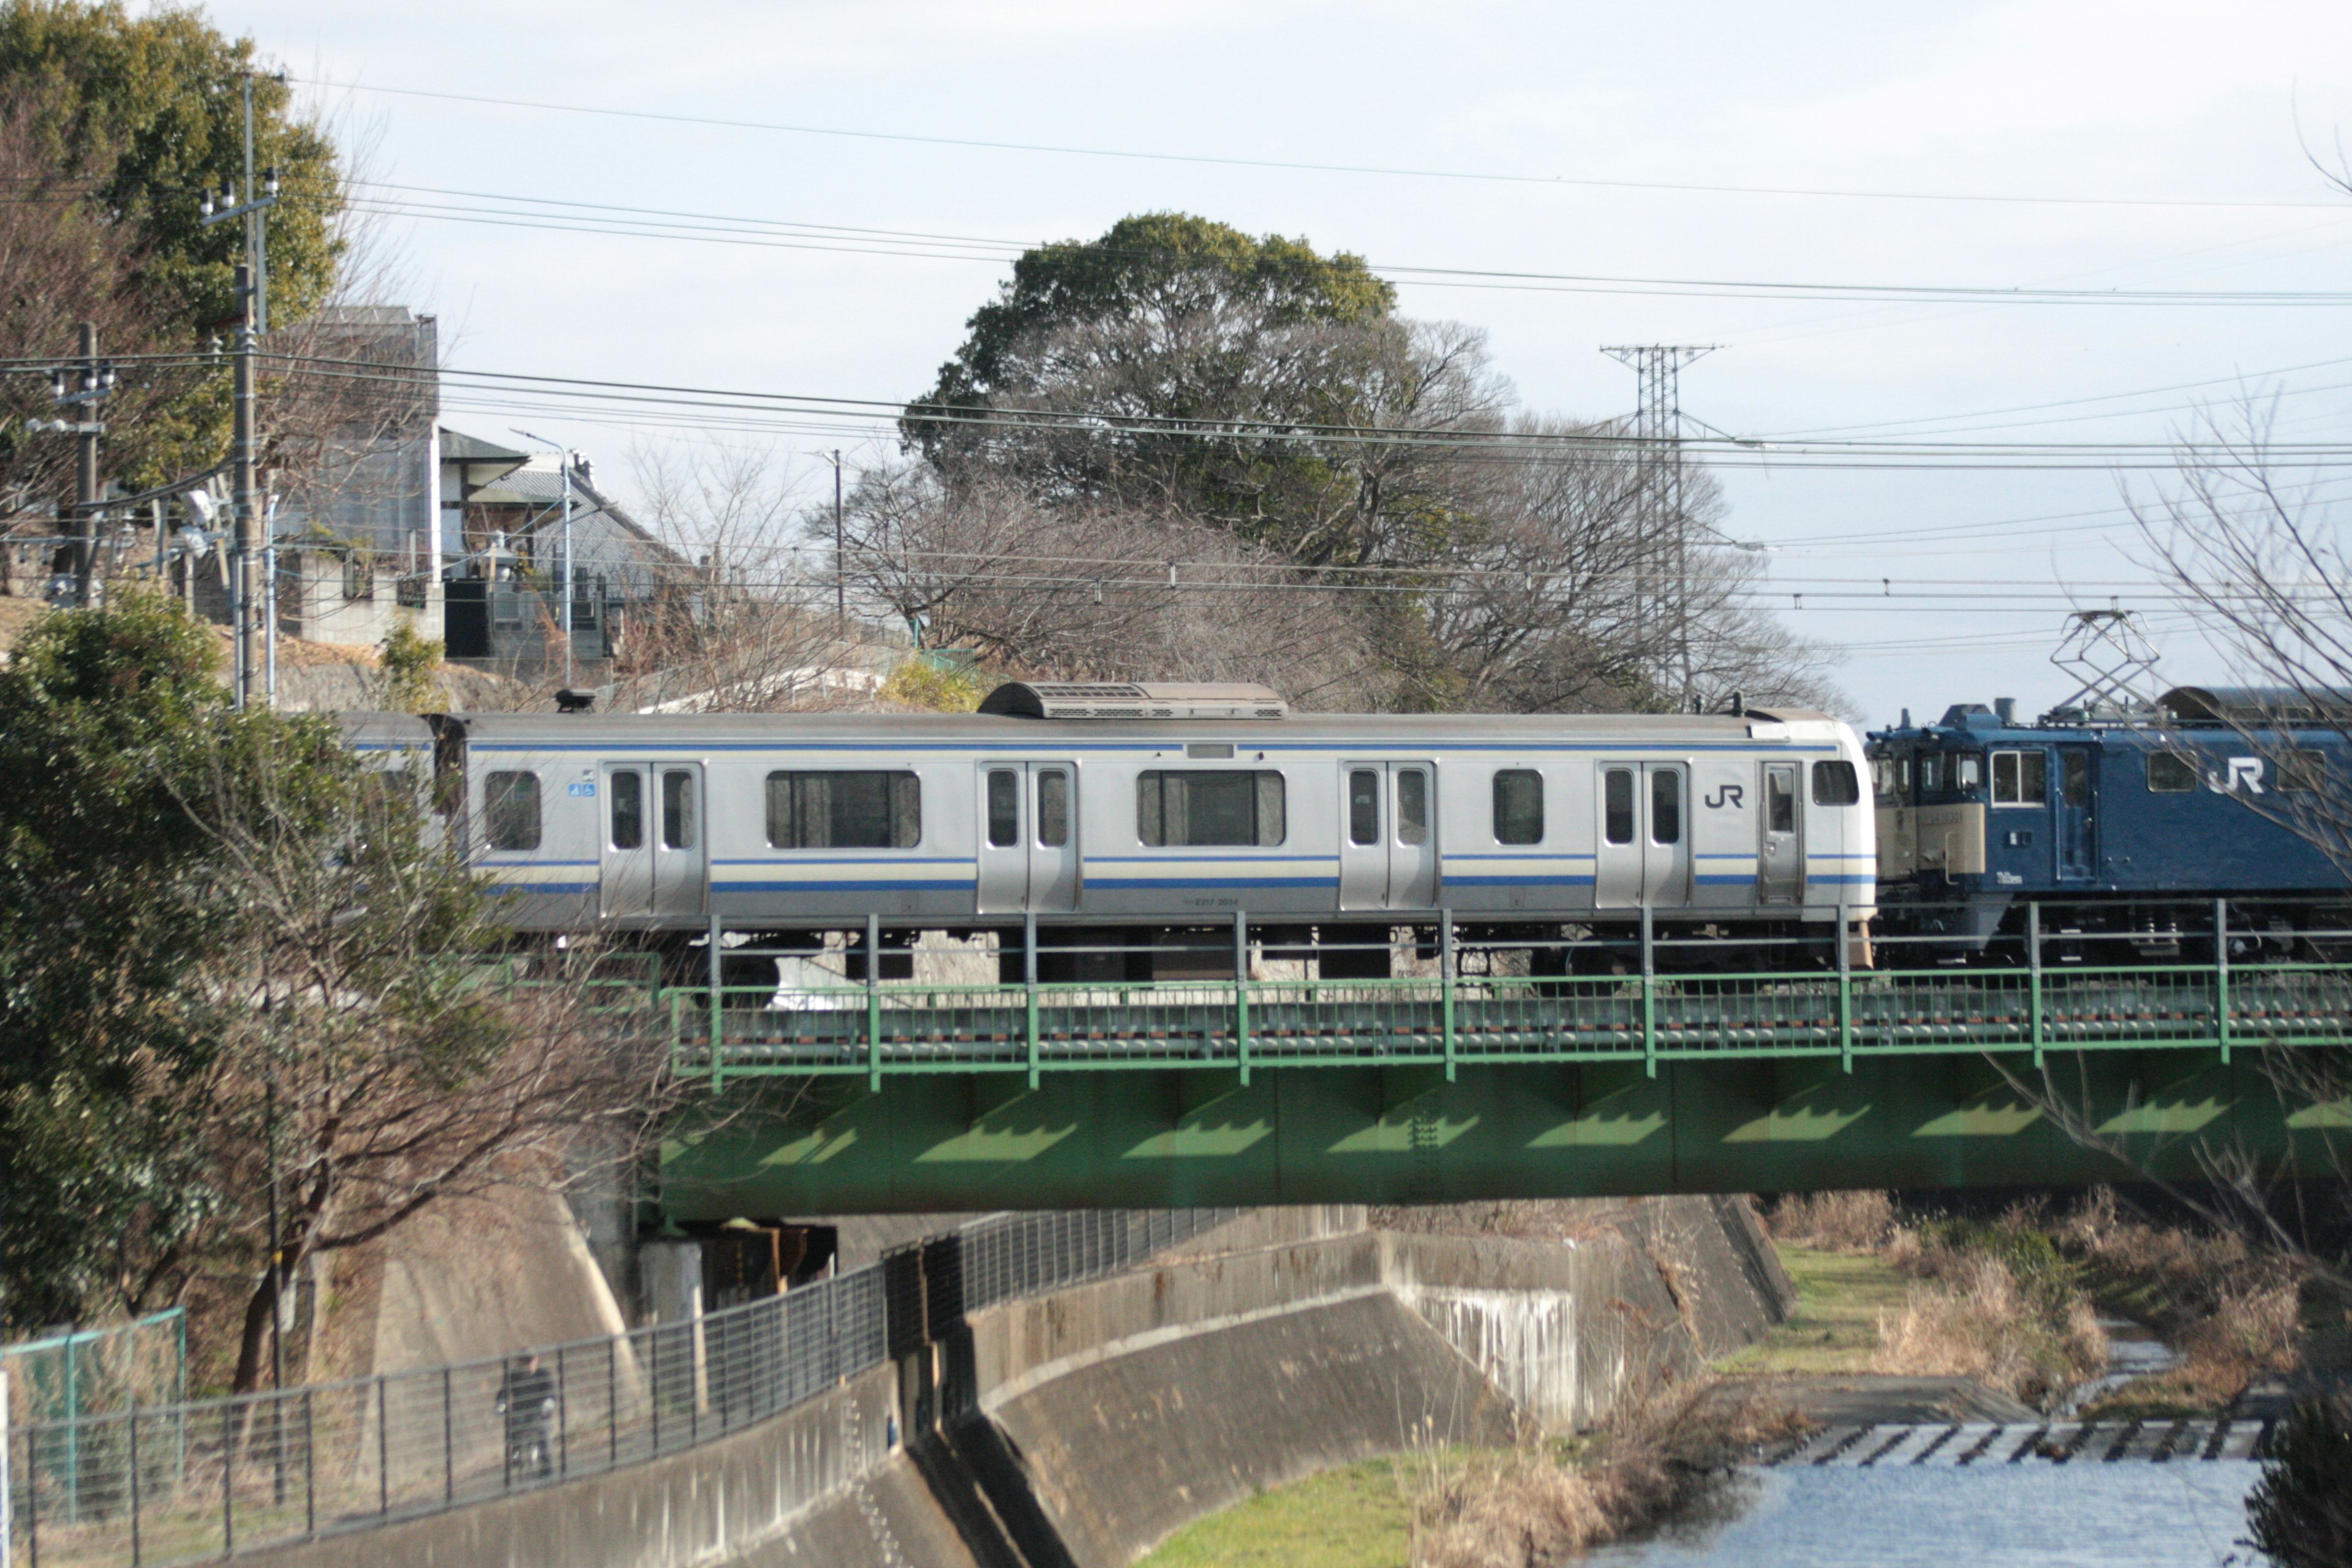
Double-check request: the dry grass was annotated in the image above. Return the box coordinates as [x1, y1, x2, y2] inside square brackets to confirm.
[1404, 1380, 1801, 1568]
[2059, 1188, 2305, 1416]
[1760, 1189, 1898, 1252]
[1874, 1250, 2106, 1408]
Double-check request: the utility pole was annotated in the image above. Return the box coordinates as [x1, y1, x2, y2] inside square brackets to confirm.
[28, 325, 115, 606]
[1602, 345, 1715, 707]
[200, 73, 280, 709]
[513, 429, 576, 687]
[829, 448, 845, 636]
[73, 324, 97, 605]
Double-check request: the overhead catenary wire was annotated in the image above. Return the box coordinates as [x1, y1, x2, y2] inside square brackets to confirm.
[263, 351, 2352, 472]
[298, 77, 2352, 213]
[335, 184, 2352, 308]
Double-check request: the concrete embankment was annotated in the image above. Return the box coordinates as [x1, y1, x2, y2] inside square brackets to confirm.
[244, 1198, 1790, 1568]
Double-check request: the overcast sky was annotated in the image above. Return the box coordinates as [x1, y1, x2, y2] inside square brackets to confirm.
[209, 0, 2352, 723]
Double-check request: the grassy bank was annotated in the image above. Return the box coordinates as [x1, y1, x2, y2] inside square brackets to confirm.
[1139, 1382, 1796, 1568]
[1754, 1188, 2305, 1416]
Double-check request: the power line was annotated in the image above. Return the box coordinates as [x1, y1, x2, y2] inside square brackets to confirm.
[341, 184, 2352, 306]
[298, 77, 2350, 213]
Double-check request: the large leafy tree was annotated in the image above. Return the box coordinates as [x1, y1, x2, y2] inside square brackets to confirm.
[0, 1, 344, 496]
[0, 597, 650, 1381]
[900, 213, 1489, 569]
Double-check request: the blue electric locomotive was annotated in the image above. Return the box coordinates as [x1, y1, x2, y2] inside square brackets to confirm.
[1866, 687, 2352, 959]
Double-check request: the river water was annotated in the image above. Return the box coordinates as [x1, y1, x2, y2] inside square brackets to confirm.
[1583, 1459, 2266, 1567]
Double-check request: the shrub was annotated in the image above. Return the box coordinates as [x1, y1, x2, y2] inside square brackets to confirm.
[1760, 1190, 1896, 1251]
[2246, 1392, 2352, 1568]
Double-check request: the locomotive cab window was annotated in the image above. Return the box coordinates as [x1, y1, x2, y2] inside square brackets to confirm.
[1812, 760, 1860, 806]
[483, 771, 541, 851]
[2278, 750, 2326, 793]
[1921, 754, 1943, 794]
[1137, 770, 1286, 847]
[1954, 753, 1982, 793]
[2147, 752, 2196, 793]
[1493, 770, 1544, 845]
[765, 771, 922, 849]
[1991, 750, 2047, 806]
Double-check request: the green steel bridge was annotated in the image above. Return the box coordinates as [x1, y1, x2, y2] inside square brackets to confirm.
[628, 948, 2352, 1219]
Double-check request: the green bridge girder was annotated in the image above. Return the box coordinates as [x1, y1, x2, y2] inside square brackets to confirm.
[646, 963, 2352, 1218]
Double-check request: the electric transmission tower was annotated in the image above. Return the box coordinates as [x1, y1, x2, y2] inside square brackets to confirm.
[1602, 345, 1716, 707]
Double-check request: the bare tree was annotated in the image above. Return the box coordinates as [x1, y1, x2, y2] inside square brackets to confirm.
[835, 461, 1386, 709]
[153, 736, 675, 1393]
[612, 443, 876, 712]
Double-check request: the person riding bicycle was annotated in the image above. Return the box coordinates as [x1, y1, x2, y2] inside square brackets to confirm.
[496, 1352, 557, 1479]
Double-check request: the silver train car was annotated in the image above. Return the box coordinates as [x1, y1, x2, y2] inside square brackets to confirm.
[349, 682, 1875, 971]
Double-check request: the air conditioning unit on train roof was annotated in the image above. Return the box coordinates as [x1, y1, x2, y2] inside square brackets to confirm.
[977, 681, 1289, 720]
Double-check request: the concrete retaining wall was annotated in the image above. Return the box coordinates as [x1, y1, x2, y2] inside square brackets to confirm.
[243, 1199, 1788, 1568]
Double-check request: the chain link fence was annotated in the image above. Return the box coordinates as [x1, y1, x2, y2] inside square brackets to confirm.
[4, 1208, 1242, 1568]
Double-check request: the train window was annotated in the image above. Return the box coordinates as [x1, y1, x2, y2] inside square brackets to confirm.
[1604, 769, 1635, 845]
[987, 770, 1019, 847]
[1869, 757, 1898, 803]
[2147, 752, 2196, 793]
[1493, 770, 1544, 845]
[1349, 769, 1379, 846]
[1812, 761, 1860, 807]
[1137, 771, 1287, 847]
[1766, 769, 1796, 834]
[1991, 750, 2047, 806]
[1954, 753, 1982, 792]
[484, 771, 540, 851]
[662, 769, 696, 850]
[2063, 752, 2090, 807]
[1037, 770, 1070, 847]
[1651, 770, 1682, 846]
[1397, 770, 1429, 846]
[765, 771, 922, 849]
[1921, 754, 1943, 793]
[610, 770, 643, 850]
[2278, 750, 2326, 793]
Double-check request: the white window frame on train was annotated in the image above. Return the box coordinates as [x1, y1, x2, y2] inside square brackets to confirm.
[764, 770, 922, 850]
[1135, 769, 1286, 847]
[1989, 749, 2046, 807]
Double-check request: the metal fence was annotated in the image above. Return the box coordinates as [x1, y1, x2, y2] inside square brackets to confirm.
[2, 1208, 1241, 1568]
[3, 1314, 187, 1431]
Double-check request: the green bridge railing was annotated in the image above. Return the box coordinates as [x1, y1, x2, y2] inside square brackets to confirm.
[653, 962, 2352, 1090]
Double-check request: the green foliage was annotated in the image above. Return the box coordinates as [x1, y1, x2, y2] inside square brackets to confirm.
[0, 2, 344, 486]
[0, 1, 342, 331]
[2247, 1392, 2352, 1567]
[880, 657, 990, 712]
[378, 620, 444, 713]
[911, 212, 1392, 433]
[1914, 1215, 2084, 1316]
[0, 591, 501, 1333]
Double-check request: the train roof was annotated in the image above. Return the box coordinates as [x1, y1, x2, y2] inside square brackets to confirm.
[397, 707, 1843, 747]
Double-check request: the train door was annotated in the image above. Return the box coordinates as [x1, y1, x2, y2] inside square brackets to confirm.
[1337, 762, 1438, 910]
[2054, 746, 2096, 881]
[1757, 761, 1804, 905]
[600, 762, 706, 920]
[1593, 763, 1692, 909]
[976, 762, 1080, 914]
[600, 764, 649, 919]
